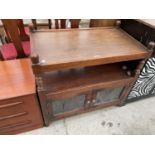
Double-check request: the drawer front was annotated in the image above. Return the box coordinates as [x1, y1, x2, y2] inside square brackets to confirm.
[0, 99, 26, 116]
[0, 95, 43, 134]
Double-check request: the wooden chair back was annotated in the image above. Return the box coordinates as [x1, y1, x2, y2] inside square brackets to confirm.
[16, 19, 30, 41]
[0, 34, 3, 60]
[31, 19, 81, 29]
[1, 19, 26, 58]
[3, 19, 29, 43]
[0, 34, 4, 44]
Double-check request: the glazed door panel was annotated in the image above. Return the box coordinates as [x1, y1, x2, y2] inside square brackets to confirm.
[94, 87, 124, 106]
[49, 95, 85, 116]
[48, 86, 125, 119]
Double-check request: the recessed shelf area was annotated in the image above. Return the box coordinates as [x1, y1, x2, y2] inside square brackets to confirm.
[39, 62, 135, 100]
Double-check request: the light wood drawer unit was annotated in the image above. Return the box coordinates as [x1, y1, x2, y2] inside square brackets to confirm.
[0, 95, 43, 134]
[0, 59, 43, 134]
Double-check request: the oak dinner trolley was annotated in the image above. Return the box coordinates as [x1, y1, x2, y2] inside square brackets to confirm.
[30, 21, 155, 126]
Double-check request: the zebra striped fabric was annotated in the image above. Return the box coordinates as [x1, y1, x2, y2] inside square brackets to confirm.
[151, 87, 155, 94]
[128, 58, 155, 99]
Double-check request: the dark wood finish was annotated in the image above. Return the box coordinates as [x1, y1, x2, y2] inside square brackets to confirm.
[36, 62, 136, 126]
[0, 33, 4, 44]
[30, 27, 149, 74]
[36, 77, 50, 126]
[31, 53, 40, 64]
[118, 42, 155, 106]
[55, 19, 67, 29]
[90, 19, 117, 27]
[41, 63, 134, 100]
[121, 19, 155, 55]
[118, 59, 147, 106]
[32, 19, 37, 30]
[32, 19, 51, 30]
[17, 19, 29, 41]
[59, 19, 66, 29]
[33, 23, 154, 126]
[136, 20, 155, 29]
[48, 19, 52, 29]
[51, 100, 119, 122]
[121, 19, 155, 102]
[31, 19, 80, 30]
[2, 20, 12, 43]
[84, 92, 92, 108]
[55, 19, 59, 29]
[2, 19, 29, 42]
[0, 59, 43, 134]
[70, 19, 80, 28]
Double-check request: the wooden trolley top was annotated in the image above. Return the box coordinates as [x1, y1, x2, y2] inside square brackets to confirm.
[30, 27, 149, 74]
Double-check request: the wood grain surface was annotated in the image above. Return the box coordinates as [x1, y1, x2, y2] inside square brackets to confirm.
[0, 59, 35, 100]
[30, 27, 149, 73]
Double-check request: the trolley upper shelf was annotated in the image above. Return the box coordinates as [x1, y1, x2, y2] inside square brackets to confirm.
[30, 27, 149, 73]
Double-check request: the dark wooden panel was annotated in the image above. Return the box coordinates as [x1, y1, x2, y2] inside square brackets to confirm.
[37, 62, 137, 126]
[51, 100, 120, 122]
[40, 63, 134, 100]
[121, 19, 155, 53]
